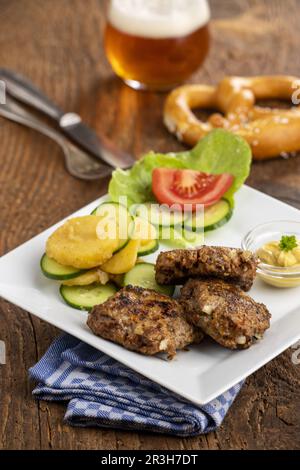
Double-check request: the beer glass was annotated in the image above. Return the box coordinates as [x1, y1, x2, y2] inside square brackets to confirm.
[104, 0, 211, 91]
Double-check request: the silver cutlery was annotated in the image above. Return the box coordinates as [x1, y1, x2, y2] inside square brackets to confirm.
[0, 68, 135, 169]
[0, 97, 113, 180]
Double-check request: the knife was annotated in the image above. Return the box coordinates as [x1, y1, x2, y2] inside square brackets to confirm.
[0, 68, 135, 169]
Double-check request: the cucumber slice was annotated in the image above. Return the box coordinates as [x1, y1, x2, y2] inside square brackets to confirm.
[93, 202, 134, 254]
[91, 201, 126, 215]
[185, 200, 232, 233]
[60, 282, 117, 311]
[132, 202, 187, 227]
[132, 217, 158, 240]
[159, 226, 200, 249]
[132, 217, 159, 256]
[124, 263, 174, 296]
[41, 254, 85, 280]
[160, 226, 185, 248]
[184, 230, 205, 246]
[92, 201, 126, 217]
[138, 238, 159, 256]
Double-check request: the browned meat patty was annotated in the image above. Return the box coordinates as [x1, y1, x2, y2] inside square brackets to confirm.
[180, 279, 271, 350]
[155, 246, 258, 291]
[87, 285, 203, 359]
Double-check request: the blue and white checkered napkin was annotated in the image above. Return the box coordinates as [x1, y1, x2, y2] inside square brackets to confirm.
[29, 334, 243, 436]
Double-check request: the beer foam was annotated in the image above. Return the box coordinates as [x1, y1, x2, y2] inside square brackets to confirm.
[108, 0, 210, 39]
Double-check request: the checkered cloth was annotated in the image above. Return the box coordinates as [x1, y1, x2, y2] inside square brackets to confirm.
[29, 334, 243, 436]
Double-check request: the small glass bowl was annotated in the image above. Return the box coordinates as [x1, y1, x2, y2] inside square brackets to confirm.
[241, 220, 300, 288]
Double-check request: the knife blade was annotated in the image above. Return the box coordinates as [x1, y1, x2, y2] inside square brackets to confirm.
[0, 68, 135, 169]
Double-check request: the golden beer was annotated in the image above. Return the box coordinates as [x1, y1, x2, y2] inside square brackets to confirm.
[104, 0, 211, 91]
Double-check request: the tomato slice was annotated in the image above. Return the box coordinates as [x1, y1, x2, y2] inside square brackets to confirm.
[152, 168, 234, 211]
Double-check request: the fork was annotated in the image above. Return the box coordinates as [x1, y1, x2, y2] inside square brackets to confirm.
[0, 97, 113, 180]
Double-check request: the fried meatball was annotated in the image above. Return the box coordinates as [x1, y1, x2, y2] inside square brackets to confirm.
[87, 285, 203, 359]
[155, 246, 258, 291]
[180, 279, 271, 349]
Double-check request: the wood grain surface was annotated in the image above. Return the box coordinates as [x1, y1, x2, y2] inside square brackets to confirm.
[0, 0, 300, 450]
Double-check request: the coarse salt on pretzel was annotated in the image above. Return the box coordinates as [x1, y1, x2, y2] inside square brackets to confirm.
[164, 76, 300, 160]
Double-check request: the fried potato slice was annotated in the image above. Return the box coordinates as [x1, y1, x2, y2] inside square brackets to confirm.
[46, 216, 119, 269]
[101, 239, 140, 274]
[62, 268, 110, 286]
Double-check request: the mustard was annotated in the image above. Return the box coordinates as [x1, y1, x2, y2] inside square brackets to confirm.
[257, 237, 300, 268]
[257, 235, 300, 288]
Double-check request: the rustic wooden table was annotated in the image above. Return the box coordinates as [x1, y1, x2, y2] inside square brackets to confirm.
[0, 0, 300, 450]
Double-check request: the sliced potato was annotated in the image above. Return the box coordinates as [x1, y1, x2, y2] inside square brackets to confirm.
[101, 239, 140, 274]
[95, 202, 133, 246]
[62, 268, 109, 286]
[46, 216, 119, 269]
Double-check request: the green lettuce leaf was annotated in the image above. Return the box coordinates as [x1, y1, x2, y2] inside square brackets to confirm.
[108, 129, 252, 207]
[109, 151, 188, 206]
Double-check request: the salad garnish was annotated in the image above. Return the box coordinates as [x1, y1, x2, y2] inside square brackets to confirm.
[109, 129, 252, 208]
[279, 235, 298, 252]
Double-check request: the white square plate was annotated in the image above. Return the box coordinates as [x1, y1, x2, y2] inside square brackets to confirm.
[1, 185, 300, 405]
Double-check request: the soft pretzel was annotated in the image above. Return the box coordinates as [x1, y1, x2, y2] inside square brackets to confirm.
[164, 76, 300, 160]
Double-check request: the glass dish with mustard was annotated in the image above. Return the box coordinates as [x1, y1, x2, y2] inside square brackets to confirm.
[242, 221, 300, 288]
